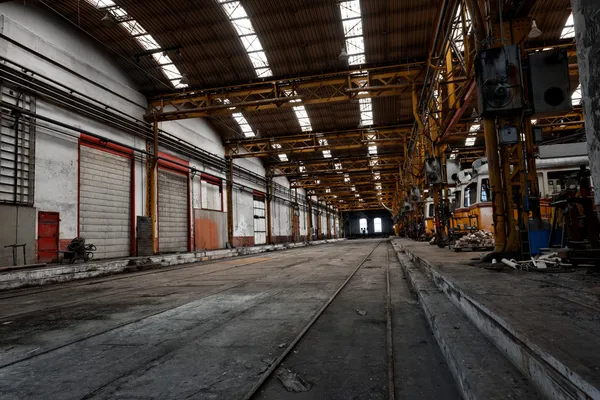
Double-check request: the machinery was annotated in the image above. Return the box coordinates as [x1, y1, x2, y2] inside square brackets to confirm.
[61, 237, 96, 264]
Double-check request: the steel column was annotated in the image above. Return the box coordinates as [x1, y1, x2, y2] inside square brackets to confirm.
[571, 0, 600, 213]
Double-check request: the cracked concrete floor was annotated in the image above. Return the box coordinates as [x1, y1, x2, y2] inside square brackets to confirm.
[0, 240, 458, 399]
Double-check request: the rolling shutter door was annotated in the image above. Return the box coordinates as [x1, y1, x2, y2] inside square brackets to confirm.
[158, 169, 188, 253]
[79, 146, 131, 259]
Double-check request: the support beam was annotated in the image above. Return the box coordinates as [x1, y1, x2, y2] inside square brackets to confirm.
[148, 119, 159, 254]
[266, 178, 273, 245]
[146, 63, 424, 121]
[227, 159, 234, 246]
[572, 0, 600, 213]
[307, 197, 313, 241]
[484, 118, 507, 253]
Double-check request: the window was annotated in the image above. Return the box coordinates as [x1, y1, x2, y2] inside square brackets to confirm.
[454, 190, 462, 209]
[428, 204, 435, 218]
[201, 179, 222, 211]
[217, 0, 272, 77]
[359, 218, 368, 233]
[480, 179, 490, 202]
[85, 0, 186, 88]
[338, 0, 366, 65]
[560, 13, 575, 40]
[464, 183, 477, 207]
[547, 170, 580, 195]
[1, 86, 35, 205]
[374, 218, 382, 233]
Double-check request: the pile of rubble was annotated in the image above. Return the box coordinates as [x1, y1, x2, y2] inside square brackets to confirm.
[454, 231, 495, 249]
[502, 252, 564, 271]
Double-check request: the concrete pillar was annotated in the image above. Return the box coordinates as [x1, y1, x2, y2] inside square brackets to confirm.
[571, 0, 600, 213]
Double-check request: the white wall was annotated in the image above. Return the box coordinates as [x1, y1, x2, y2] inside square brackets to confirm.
[0, 2, 336, 263]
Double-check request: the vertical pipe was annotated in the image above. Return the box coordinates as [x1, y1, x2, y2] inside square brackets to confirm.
[227, 158, 234, 246]
[151, 119, 159, 253]
[307, 196, 313, 241]
[483, 118, 507, 252]
[266, 178, 273, 245]
[571, 0, 600, 216]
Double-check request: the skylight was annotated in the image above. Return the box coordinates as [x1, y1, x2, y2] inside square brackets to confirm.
[232, 112, 256, 138]
[334, 163, 343, 170]
[278, 154, 289, 162]
[572, 83, 582, 106]
[465, 119, 479, 146]
[271, 143, 282, 149]
[323, 150, 332, 158]
[450, 4, 472, 54]
[344, 176, 351, 183]
[218, 0, 272, 77]
[339, 0, 366, 65]
[299, 165, 306, 173]
[358, 97, 374, 126]
[85, 0, 186, 88]
[326, 188, 331, 193]
[560, 13, 575, 39]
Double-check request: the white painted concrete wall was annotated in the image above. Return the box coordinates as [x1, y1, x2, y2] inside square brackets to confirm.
[0, 3, 337, 263]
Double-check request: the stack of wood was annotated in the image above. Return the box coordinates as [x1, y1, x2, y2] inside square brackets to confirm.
[454, 231, 495, 249]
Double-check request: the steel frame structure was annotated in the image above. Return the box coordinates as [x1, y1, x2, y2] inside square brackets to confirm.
[146, 62, 425, 121]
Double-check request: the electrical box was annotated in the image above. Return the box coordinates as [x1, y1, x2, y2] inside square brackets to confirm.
[475, 45, 524, 116]
[533, 126, 543, 144]
[424, 157, 443, 185]
[446, 159, 461, 183]
[410, 187, 422, 202]
[499, 125, 519, 144]
[528, 49, 572, 115]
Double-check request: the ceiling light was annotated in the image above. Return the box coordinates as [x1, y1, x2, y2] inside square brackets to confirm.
[178, 73, 190, 86]
[100, 13, 117, 28]
[339, 46, 349, 62]
[528, 20, 543, 39]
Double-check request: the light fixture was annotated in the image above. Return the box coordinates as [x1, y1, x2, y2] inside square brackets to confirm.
[338, 46, 349, 62]
[178, 74, 190, 86]
[100, 13, 117, 28]
[528, 20, 543, 39]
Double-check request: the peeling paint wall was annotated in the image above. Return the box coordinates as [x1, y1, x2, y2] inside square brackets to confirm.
[0, 2, 340, 265]
[572, 0, 600, 210]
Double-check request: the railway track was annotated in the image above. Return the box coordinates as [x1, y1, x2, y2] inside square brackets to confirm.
[246, 241, 458, 400]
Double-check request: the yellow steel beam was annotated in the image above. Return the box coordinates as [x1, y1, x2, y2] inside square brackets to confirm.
[226, 125, 410, 159]
[271, 155, 404, 176]
[146, 62, 425, 121]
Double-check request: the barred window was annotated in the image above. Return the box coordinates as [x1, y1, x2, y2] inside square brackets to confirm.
[0, 85, 35, 206]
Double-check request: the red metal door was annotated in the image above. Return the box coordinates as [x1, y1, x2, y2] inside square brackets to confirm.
[38, 212, 59, 263]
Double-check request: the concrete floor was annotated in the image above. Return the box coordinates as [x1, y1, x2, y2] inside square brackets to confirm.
[0, 240, 458, 399]
[396, 239, 600, 397]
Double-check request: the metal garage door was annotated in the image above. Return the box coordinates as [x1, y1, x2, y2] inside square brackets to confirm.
[80, 146, 131, 259]
[158, 169, 188, 253]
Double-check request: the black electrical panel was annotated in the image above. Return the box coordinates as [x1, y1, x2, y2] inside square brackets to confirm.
[475, 45, 524, 116]
[528, 48, 572, 115]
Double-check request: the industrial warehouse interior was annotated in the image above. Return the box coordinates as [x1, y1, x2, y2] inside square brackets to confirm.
[0, 0, 599, 399]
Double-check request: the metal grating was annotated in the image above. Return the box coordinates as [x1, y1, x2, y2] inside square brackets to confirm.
[0, 83, 35, 206]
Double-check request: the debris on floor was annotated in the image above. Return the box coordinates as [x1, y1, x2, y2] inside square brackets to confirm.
[278, 343, 287, 348]
[453, 231, 495, 250]
[356, 309, 367, 316]
[501, 253, 566, 272]
[277, 368, 312, 392]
